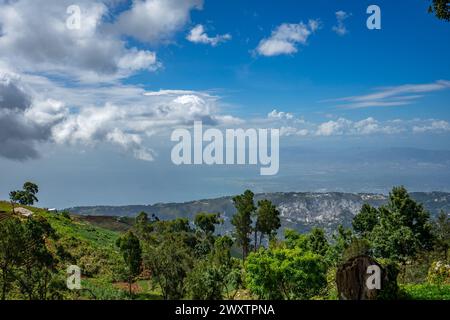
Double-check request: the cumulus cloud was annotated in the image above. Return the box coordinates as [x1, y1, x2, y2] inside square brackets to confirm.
[313, 117, 400, 136]
[50, 90, 242, 161]
[268, 109, 294, 120]
[0, 0, 233, 161]
[263, 110, 450, 137]
[0, 72, 54, 160]
[332, 10, 351, 36]
[316, 118, 351, 136]
[0, 0, 163, 82]
[115, 0, 203, 43]
[413, 120, 450, 133]
[186, 24, 231, 46]
[326, 80, 450, 109]
[0, 68, 242, 161]
[256, 20, 320, 56]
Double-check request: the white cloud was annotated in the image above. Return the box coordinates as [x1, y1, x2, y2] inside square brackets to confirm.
[268, 109, 294, 120]
[0, 66, 241, 161]
[332, 10, 351, 36]
[115, 0, 203, 43]
[413, 120, 450, 133]
[263, 111, 449, 138]
[47, 90, 240, 161]
[106, 128, 155, 161]
[316, 118, 352, 136]
[280, 126, 308, 137]
[0, 0, 207, 82]
[314, 117, 409, 136]
[144, 89, 199, 96]
[256, 20, 320, 56]
[117, 49, 158, 72]
[327, 80, 450, 109]
[0, 71, 56, 160]
[187, 24, 231, 46]
[24, 99, 68, 126]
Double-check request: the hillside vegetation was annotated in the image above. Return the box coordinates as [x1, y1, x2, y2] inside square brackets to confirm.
[0, 201, 129, 299]
[0, 185, 449, 300]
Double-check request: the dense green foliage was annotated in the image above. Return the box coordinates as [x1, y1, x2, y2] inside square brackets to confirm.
[352, 186, 434, 262]
[246, 247, 327, 299]
[0, 184, 448, 300]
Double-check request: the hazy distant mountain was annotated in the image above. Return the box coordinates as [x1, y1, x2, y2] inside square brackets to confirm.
[67, 192, 450, 234]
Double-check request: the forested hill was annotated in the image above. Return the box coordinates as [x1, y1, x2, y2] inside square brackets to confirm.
[67, 192, 450, 234]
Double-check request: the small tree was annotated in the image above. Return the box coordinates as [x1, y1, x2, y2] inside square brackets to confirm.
[9, 182, 39, 214]
[307, 227, 329, 257]
[194, 212, 222, 256]
[116, 231, 142, 296]
[186, 235, 241, 300]
[135, 211, 152, 240]
[143, 236, 193, 299]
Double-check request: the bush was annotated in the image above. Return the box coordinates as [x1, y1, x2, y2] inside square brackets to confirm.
[245, 247, 327, 300]
[60, 210, 71, 220]
[428, 261, 450, 285]
[185, 259, 224, 300]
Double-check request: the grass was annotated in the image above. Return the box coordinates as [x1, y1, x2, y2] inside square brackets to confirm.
[73, 215, 134, 233]
[400, 283, 450, 300]
[0, 201, 120, 247]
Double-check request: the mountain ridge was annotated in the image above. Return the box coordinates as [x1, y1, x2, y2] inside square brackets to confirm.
[67, 191, 450, 234]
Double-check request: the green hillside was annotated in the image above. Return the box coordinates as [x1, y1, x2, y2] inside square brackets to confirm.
[1, 185, 449, 301]
[0, 201, 155, 300]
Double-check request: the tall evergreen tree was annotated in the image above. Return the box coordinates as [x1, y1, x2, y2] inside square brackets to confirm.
[370, 186, 434, 262]
[231, 190, 255, 261]
[352, 203, 379, 236]
[255, 199, 281, 249]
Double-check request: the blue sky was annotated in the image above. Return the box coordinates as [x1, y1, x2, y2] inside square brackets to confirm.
[132, 0, 450, 120]
[0, 0, 449, 207]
